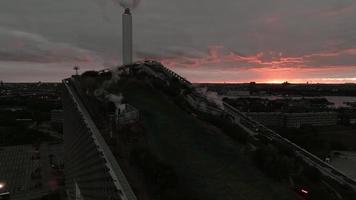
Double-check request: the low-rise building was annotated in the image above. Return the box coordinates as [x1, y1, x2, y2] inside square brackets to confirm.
[245, 112, 338, 128]
[226, 90, 250, 97]
[50, 110, 63, 124]
[285, 112, 338, 128]
[114, 104, 140, 127]
[0, 144, 62, 200]
[246, 112, 285, 127]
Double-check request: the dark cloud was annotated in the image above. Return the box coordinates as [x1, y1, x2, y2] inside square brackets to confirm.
[113, 0, 141, 9]
[0, 0, 355, 82]
[0, 27, 100, 63]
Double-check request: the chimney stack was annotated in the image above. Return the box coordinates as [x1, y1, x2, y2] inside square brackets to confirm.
[122, 8, 133, 65]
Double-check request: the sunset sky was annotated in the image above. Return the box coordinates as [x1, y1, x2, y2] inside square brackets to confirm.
[0, 0, 355, 83]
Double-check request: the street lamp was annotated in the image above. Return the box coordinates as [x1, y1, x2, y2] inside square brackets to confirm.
[73, 66, 80, 76]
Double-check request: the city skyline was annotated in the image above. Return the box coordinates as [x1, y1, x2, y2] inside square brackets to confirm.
[0, 0, 355, 83]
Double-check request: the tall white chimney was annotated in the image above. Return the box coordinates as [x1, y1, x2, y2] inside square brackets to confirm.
[122, 8, 133, 65]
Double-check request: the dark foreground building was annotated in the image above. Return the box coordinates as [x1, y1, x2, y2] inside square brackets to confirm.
[62, 61, 356, 200]
[61, 62, 297, 200]
[62, 79, 137, 200]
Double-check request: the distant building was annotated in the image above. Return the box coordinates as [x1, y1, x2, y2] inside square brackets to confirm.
[350, 118, 356, 125]
[246, 112, 338, 128]
[226, 90, 250, 97]
[114, 104, 140, 128]
[285, 112, 338, 128]
[0, 107, 26, 112]
[50, 109, 63, 124]
[246, 112, 284, 127]
[50, 109, 63, 132]
[15, 118, 34, 127]
[0, 145, 51, 199]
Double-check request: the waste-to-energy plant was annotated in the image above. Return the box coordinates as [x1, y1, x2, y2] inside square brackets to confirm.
[61, 6, 356, 200]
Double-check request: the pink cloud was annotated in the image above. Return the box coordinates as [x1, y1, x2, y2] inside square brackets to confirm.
[146, 45, 356, 83]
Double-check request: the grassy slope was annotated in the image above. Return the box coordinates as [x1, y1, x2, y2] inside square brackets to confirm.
[116, 79, 296, 200]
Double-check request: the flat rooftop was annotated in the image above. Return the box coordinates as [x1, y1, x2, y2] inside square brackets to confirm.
[0, 144, 63, 200]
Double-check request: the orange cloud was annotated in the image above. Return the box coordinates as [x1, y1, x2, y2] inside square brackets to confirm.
[158, 45, 356, 68]
[158, 46, 305, 69]
[152, 46, 356, 83]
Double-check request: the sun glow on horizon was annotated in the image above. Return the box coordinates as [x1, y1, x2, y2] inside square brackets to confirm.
[174, 65, 356, 84]
[264, 79, 289, 84]
[157, 45, 356, 84]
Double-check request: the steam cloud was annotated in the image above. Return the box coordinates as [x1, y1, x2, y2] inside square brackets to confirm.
[197, 87, 224, 110]
[113, 0, 141, 9]
[106, 93, 123, 107]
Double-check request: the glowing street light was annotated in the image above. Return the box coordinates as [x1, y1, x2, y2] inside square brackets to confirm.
[0, 182, 5, 189]
[300, 188, 309, 194]
[296, 187, 310, 199]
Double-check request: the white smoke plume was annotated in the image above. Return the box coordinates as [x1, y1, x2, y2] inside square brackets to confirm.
[94, 87, 107, 97]
[109, 68, 124, 83]
[101, 69, 127, 98]
[94, 67, 125, 97]
[106, 93, 123, 107]
[197, 87, 224, 110]
[113, 0, 141, 9]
